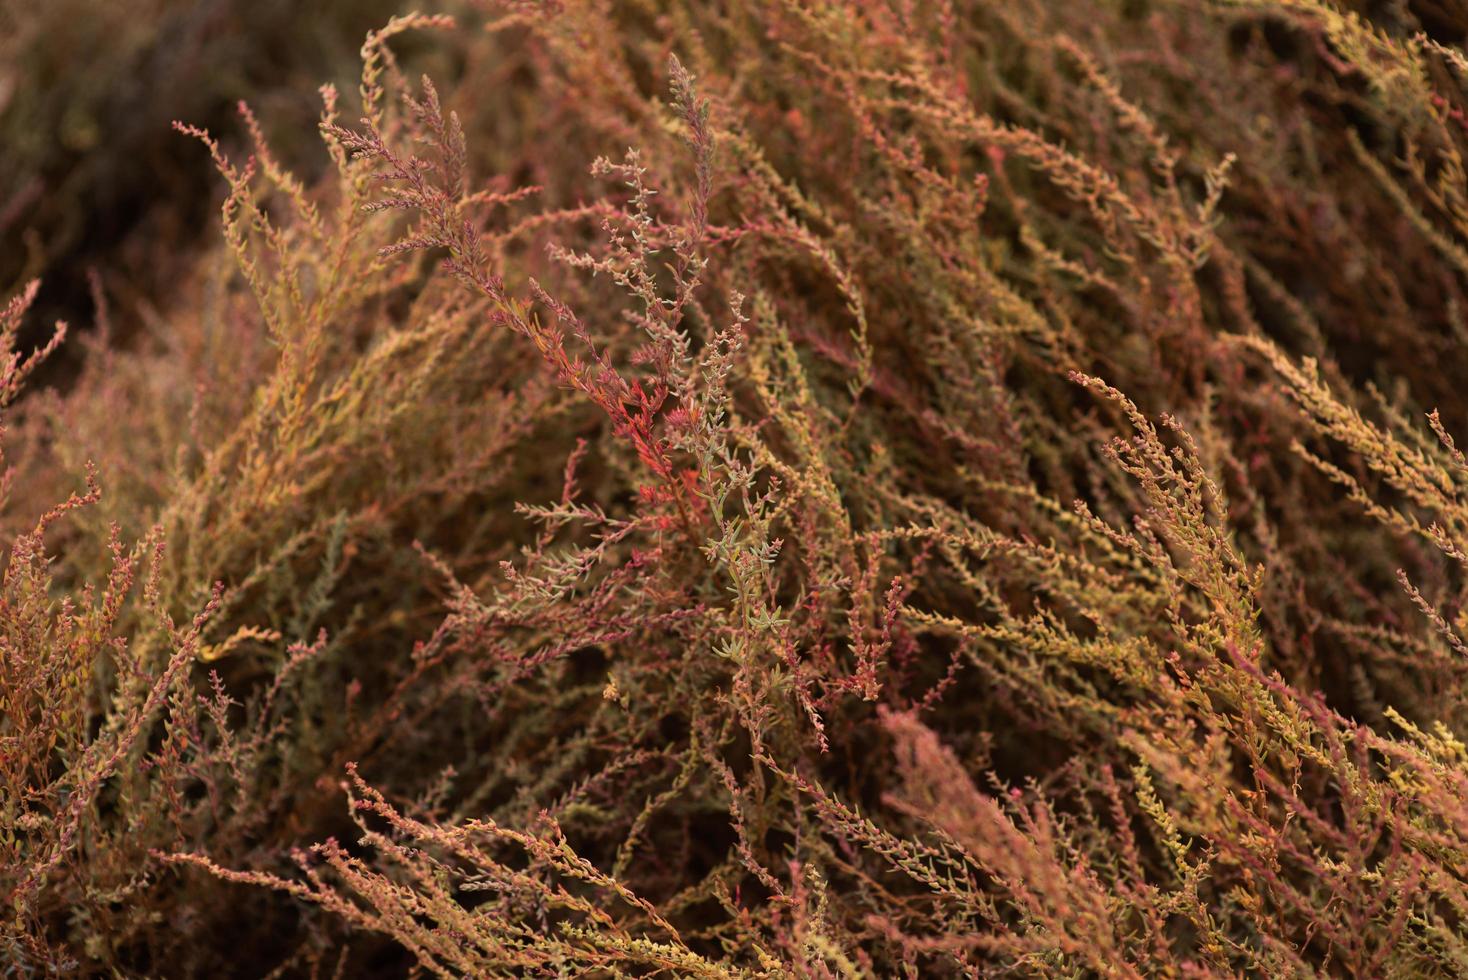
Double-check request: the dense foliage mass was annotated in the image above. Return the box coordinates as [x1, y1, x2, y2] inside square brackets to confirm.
[7, 0, 1468, 975]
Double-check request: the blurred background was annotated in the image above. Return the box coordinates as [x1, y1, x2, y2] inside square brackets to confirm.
[0, 0, 447, 384]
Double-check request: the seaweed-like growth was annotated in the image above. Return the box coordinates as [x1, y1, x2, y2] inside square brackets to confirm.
[9, 0, 1468, 975]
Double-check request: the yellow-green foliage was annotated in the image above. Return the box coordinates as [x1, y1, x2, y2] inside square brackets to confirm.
[7, 1, 1468, 976]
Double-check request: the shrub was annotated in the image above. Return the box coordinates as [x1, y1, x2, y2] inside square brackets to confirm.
[7, 1, 1468, 975]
